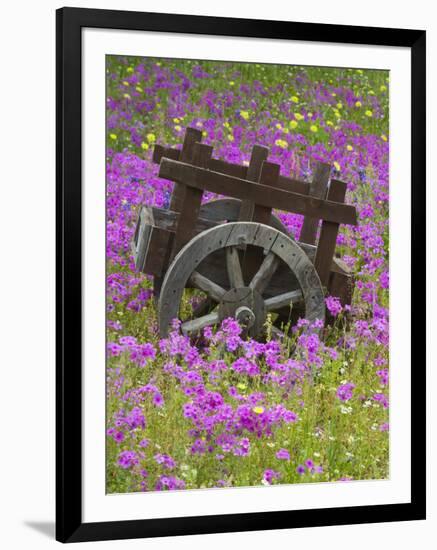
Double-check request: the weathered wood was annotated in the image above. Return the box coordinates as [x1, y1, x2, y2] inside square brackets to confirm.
[131, 206, 154, 271]
[169, 127, 203, 212]
[181, 312, 219, 336]
[226, 247, 245, 288]
[265, 289, 303, 311]
[159, 158, 357, 226]
[249, 251, 280, 295]
[143, 226, 174, 277]
[158, 222, 325, 336]
[208, 158, 247, 179]
[189, 271, 226, 302]
[299, 161, 331, 244]
[152, 144, 180, 164]
[314, 179, 347, 287]
[277, 175, 308, 195]
[252, 162, 281, 225]
[169, 143, 213, 261]
[199, 198, 289, 235]
[243, 160, 281, 283]
[218, 286, 266, 338]
[239, 145, 269, 221]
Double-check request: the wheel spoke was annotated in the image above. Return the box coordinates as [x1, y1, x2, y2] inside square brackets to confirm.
[226, 246, 245, 288]
[249, 252, 280, 294]
[265, 290, 303, 311]
[189, 271, 226, 302]
[181, 312, 219, 335]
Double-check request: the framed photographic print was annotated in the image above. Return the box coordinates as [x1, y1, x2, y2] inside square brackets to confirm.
[56, 6, 426, 543]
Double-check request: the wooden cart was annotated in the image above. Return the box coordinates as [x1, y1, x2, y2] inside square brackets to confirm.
[132, 127, 357, 338]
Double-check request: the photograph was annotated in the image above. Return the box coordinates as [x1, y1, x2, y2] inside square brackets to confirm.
[105, 55, 390, 494]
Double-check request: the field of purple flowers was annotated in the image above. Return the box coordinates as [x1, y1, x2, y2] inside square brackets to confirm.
[106, 57, 389, 493]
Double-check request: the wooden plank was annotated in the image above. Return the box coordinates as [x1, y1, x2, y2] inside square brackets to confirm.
[159, 158, 358, 226]
[277, 175, 308, 195]
[299, 161, 331, 244]
[152, 144, 180, 164]
[169, 142, 213, 260]
[143, 226, 174, 277]
[252, 162, 280, 224]
[314, 179, 347, 287]
[239, 145, 269, 221]
[208, 158, 248, 179]
[169, 127, 203, 212]
[181, 312, 219, 336]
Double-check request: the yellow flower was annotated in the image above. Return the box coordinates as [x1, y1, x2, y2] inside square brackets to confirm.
[295, 113, 304, 121]
[240, 110, 250, 121]
[141, 142, 149, 150]
[229, 81, 235, 86]
[135, 86, 143, 93]
[365, 110, 373, 117]
[174, 125, 182, 132]
[156, 62, 162, 66]
[326, 120, 334, 126]
[355, 100, 362, 108]
[291, 95, 299, 103]
[381, 134, 388, 142]
[331, 92, 337, 97]
[237, 383, 247, 390]
[223, 121, 230, 129]
[275, 123, 282, 130]
[368, 90, 375, 96]
[173, 117, 180, 124]
[253, 406, 265, 415]
[310, 125, 318, 133]
[289, 120, 298, 129]
[109, 133, 117, 140]
[122, 80, 129, 86]
[202, 130, 207, 137]
[227, 134, 234, 142]
[380, 85, 387, 92]
[346, 144, 353, 151]
[123, 93, 131, 100]
[307, 113, 313, 118]
[275, 139, 288, 149]
[146, 133, 156, 143]
[126, 67, 134, 73]
[333, 161, 341, 171]
[356, 69, 363, 74]
[337, 102, 343, 110]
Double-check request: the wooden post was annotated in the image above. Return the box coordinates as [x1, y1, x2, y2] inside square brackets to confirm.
[238, 145, 269, 221]
[299, 161, 331, 244]
[169, 127, 203, 212]
[242, 160, 280, 284]
[314, 179, 347, 288]
[169, 142, 213, 261]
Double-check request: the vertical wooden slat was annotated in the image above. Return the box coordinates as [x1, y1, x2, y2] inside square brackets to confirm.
[238, 145, 269, 221]
[169, 142, 213, 261]
[299, 161, 331, 244]
[252, 162, 281, 224]
[314, 179, 347, 288]
[242, 160, 280, 284]
[169, 127, 203, 212]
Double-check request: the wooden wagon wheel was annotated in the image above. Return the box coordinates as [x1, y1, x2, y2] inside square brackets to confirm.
[158, 222, 325, 338]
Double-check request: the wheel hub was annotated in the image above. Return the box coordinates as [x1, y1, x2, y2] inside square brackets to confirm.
[218, 287, 266, 337]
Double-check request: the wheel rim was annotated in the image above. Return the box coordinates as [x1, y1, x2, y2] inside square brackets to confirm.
[158, 222, 325, 338]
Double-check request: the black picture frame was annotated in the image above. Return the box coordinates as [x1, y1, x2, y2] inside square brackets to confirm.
[56, 6, 426, 543]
